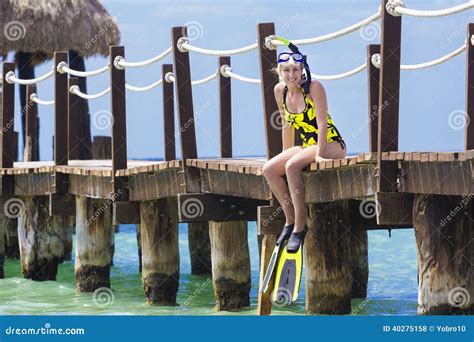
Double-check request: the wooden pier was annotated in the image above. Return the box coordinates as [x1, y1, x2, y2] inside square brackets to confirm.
[0, 0, 472, 315]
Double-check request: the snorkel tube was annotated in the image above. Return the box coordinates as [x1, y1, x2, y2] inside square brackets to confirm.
[274, 36, 312, 94]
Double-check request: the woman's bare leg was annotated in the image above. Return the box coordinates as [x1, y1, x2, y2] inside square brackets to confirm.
[262, 146, 303, 225]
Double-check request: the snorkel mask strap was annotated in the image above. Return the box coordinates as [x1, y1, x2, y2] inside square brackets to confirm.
[275, 36, 312, 94]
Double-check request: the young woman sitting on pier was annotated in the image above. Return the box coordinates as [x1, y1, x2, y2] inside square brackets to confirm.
[262, 41, 346, 252]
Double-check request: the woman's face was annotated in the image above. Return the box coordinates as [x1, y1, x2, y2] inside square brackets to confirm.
[280, 62, 303, 86]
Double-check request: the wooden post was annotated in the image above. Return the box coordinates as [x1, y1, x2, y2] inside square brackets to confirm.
[1, 62, 15, 196]
[219, 56, 232, 158]
[171, 27, 200, 193]
[68, 77, 80, 160]
[305, 201, 353, 314]
[188, 221, 212, 275]
[24, 84, 39, 161]
[92, 136, 112, 160]
[17, 196, 65, 280]
[209, 220, 251, 310]
[110, 46, 128, 201]
[256, 23, 281, 315]
[465, 24, 474, 150]
[162, 64, 176, 161]
[140, 198, 179, 304]
[75, 196, 113, 292]
[413, 194, 473, 314]
[367, 45, 380, 152]
[377, 0, 402, 192]
[350, 224, 369, 299]
[13, 131, 18, 162]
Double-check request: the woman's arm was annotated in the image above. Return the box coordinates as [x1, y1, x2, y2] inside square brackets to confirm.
[309, 81, 329, 158]
[274, 84, 294, 151]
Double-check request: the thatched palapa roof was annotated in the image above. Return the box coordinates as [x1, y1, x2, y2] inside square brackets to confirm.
[0, 0, 120, 63]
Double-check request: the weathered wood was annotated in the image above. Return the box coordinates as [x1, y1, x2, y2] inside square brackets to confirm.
[257, 233, 276, 315]
[171, 27, 200, 193]
[54, 52, 69, 166]
[113, 201, 140, 224]
[68, 77, 80, 160]
[75, 196, 113, 292]
[162, 64, 176, 161]
[413, 194, 473, 314]
[209, 220, 250, 311]
[0, 210, 4, 277]
[377, 0, 402, 192]
[140, 198, 179, 305]
[466, 23, 474, 150]
[3, 213, 19, 259]
[349, 202, 369, 299]
[375, 192, 413, 225]
[49, 193, 75, 216]
[1, 62, 15, 196]
[17, 196, 65, 280]
[92, 136, 111, 160]
[188, 221, 211, 275]
[257, 23, 281, 159]
[367, 44, 380, 152]
[257, 205, 285, 235]
[25, 84, 39, 162]
[219, 56, 232, 158]
[306, 201, 352, 314]
[177, 193, 267, 222]
[128, 169, 184, 201]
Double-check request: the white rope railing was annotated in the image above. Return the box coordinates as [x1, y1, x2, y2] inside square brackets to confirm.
[125, 79, 163, 92]
[115, 47, 173, 69]
[30, 93, 54, 106]
[69, 85, 110, 99]
[266, 10, 382, 49]
[220, 65, 261, 84]
[177, 37, 258, 56]
[387, 0, 474, 17]
[312, 63, 367, 81]
[162, 70, 219, 85]
[5, 69, 54, 85]
[57, 62, 109, 77]
[371, 42, 468, 70]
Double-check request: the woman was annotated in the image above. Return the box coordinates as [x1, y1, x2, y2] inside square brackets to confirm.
[262, 49, 346, 253]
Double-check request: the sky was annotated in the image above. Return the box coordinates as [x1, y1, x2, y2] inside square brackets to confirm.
[6, 0, 474, 160]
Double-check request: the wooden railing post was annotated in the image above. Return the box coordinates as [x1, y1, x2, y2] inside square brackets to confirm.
[367, 45, 381, 153]
[465, 23, 474, 150]
[162, 64, 176, 161]
[171, 26, 200, 193]
[110, 46, 128, 200]
[1, 62, 15, 195]
[68, 77, 80, 160]
[219, 56, 232, 158]
[25, 85, 39, 161]
[377, 0, 402, 192]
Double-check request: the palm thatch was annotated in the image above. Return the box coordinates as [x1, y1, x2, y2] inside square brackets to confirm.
[0, 0, 120, 64]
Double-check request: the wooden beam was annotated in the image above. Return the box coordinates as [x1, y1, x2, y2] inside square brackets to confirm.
[68, 77, 80, 160]
[162, 64, 176, 161]
[465, 23, 474, 150]
[219, 56, 232, 158]
[25, 84, 39, 162]
[49, 193, 75, 216]
[375, 192, 413, 225]
[113, 201, 140, 224]
[177, 193, 268, 222]
[367, 44, 380, 152]
[1, 62, 15, 196]
[257, 205, 285, 235]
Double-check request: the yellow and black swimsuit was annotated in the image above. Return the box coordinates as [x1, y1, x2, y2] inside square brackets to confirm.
[282, 86, 346, 149]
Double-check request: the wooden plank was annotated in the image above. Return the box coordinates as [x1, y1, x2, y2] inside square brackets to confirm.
[1, 62, 15, 195]
[25, 84, 39, 162]
[68, 77, 80, 160]
[219, 56, 232, 158]
[466, 23, 474, 149]
[375, 192, 413, 225]
[162, 64, 176, 161]
[54, 52, 68, 166]
[367, 44, 381, 152]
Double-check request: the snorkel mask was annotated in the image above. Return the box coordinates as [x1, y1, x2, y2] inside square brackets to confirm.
[275, 36, 312, 94]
